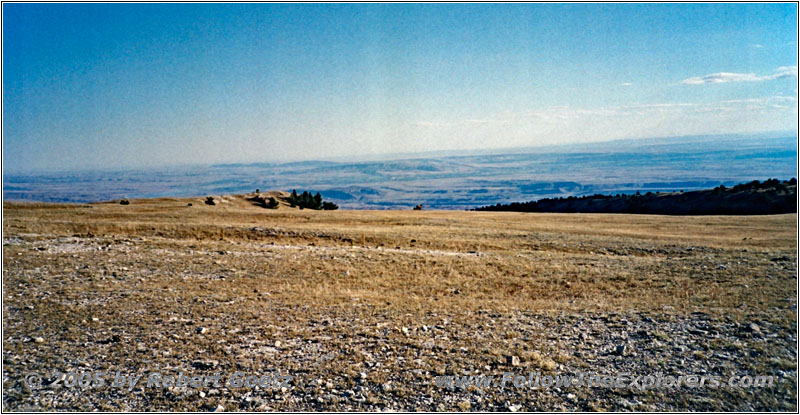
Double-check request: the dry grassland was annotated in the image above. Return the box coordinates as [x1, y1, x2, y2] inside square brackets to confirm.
[3, 194, 797, 411]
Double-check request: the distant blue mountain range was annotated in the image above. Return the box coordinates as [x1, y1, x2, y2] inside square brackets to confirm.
[4, 133, 797, 209]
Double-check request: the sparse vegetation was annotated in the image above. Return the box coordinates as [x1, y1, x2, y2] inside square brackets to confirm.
[2, 195, 796, 411]
[249, 195, 280, 209]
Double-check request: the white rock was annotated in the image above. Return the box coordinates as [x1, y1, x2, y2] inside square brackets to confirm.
[507, 355, 520, 367]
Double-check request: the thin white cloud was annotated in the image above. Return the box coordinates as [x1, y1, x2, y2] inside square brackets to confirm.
[681, 66, 797, 85]
[412, 95, 797, 149]
[464, 118, 510, 126]
[775, 66, 798, 75]
[417, 97, 796, 128]
[752, 44, 764, 48]
[620, 82, 633, 87]
[413, 121, 455, 128]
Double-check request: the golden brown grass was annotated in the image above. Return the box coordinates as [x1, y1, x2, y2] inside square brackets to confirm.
[3, 195, 796, 320]
[3, 195, 797, 411]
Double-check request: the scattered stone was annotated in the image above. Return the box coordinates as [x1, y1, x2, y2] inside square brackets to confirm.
[614, 344, 627, 356]
[506, 355, 521, 367]
[3, 211, 794, 412]
[191, 360, 218, 370]
[746, 323, 761, 335]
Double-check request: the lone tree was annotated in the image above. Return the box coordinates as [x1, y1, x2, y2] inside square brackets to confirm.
[205, 196, 216, 206]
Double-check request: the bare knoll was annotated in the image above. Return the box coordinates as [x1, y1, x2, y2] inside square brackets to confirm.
[2, 196, 797, 411]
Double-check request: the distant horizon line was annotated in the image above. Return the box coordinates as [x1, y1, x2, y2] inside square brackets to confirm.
[3, 129, 797, 177]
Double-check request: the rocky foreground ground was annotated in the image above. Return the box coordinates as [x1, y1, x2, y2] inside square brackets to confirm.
[2, 197, 797, 411]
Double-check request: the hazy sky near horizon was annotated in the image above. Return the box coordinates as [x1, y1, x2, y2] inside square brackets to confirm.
[3, 3, 798, 173]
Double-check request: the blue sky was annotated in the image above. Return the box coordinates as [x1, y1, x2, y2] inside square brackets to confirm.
[3, 3, 797, 173]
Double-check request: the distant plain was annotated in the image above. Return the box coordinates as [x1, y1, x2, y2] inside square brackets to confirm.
[4, 134, 797, 209]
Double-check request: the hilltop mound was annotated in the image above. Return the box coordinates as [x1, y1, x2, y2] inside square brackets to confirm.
[474, 179, 797, 215]
[99, 190, 342, 211]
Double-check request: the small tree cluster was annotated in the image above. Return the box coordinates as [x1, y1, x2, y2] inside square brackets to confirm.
[289, 189, 338, 210]
[731, 178, 794, 192]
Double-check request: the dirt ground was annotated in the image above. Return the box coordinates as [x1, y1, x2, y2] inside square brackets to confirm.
[3, 195, 797, 411]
